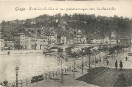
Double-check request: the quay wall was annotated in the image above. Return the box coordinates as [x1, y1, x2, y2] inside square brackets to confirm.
[0, 50, 43, 55]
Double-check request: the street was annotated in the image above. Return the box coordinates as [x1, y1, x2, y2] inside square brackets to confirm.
[77, 50, 132, 86]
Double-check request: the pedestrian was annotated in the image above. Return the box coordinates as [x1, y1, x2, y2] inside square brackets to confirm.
[115, 60, 118, 70]
[119, 60, 123, 70]
[7, 51, 10, 55]
[106, 60, 109, 65]
[126, 56, 128, 61]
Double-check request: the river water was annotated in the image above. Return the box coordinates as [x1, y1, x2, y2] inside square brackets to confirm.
[0, 52, 71, 83]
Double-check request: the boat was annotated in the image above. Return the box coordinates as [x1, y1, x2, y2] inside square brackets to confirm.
[43, 48, 56, 56]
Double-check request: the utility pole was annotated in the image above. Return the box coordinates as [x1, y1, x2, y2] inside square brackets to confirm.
[95, 53, 96, 68]
[58, 49, 63, 83]
[73, 59, 76, 78]
[60, 56, 63, 83]
[82, 49, 85, 74]
[82, 56, 83, 74]
[99, 53, 101, 66]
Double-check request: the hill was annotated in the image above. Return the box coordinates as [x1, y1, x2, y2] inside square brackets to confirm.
[1, 14, 132, 41]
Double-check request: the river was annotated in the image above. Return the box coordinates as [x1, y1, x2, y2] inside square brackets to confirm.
[0, 52, 71, 83]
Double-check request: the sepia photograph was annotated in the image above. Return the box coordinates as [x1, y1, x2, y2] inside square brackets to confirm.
[0, 1, 132, 87]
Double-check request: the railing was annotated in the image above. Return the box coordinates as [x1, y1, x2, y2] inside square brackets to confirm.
[7, 66, 75, 87]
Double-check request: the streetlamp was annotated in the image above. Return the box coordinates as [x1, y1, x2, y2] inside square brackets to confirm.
[72, 51, 78, 78]
[70, 48, 77, 78]
[15, 66, 19, 87]
[73, 58, 76, 78]
[88, 51, 91, 71]
[60, 54, 63, 83]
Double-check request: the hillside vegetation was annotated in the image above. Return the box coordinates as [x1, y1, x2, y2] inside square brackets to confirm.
[1, 14, 132, 41]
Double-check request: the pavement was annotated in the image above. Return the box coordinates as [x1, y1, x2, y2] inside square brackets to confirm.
[23, 68, 99, 87]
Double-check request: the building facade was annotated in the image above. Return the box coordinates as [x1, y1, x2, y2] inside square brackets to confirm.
[46, 33, 57, 45]
[14, 33, 32, 49]
[4, 40, 14, 50]
[61, 36, 67, 45]
[0, 39, 4, 50]
[0, 31, 4, 50]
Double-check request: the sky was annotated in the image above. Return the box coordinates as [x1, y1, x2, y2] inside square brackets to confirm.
[0, 1, 132, 22]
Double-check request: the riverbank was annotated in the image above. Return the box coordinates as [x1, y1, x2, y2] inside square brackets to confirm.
[0, 50, 43, 55]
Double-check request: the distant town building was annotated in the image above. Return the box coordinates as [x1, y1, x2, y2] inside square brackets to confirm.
[104, 36, 109, 44]
[4, 40, 14, 50]
[81, 36, 87, 44]
[0, 31, 3, 38]
[20, 34, 27, 49]
[0, 31, 4, 50]
[119, 38, 131, 46]
[46, 32, 57, 45]
[0, 38, 4, 50]
[31, 21, 36, 25]
[36, 38, 43, 50]
[31, 37, 37, 50]
[61, 36, 67, 45]
[67, 39, 74, 44]
[36, 35, 47, 50]
[73, 29, 86, 44]
[26, 36, 32, 50]
[111, 32, 116, 38]
[109, 39, 117, 44]
[14, 33, 32, 50]
[74, 30, 81, 44]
